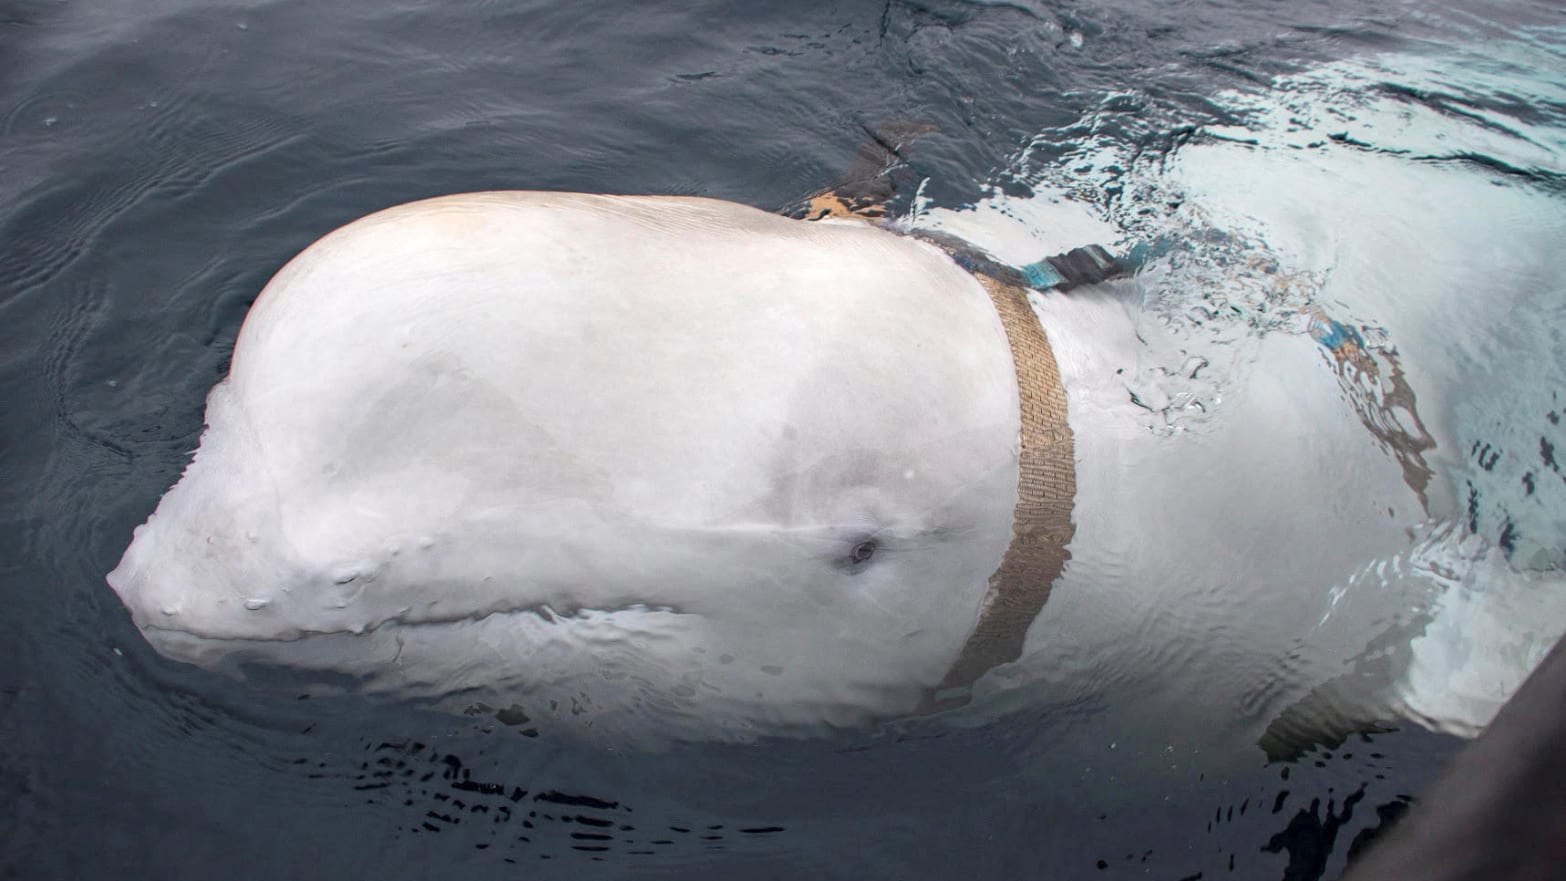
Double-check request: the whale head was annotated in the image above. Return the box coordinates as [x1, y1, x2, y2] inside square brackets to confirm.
[107, 193, 1039, 741]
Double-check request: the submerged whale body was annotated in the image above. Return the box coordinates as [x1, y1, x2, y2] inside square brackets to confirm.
[109, 188, 1562, 746]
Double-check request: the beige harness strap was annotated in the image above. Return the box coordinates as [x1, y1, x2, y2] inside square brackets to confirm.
[931, 274, 1077, 707]
[790, 198, 1077, 710]
[800, 191, 888, 221]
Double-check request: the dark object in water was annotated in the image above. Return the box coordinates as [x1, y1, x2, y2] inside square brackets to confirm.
[908, 228, 1129, 293]
[1341, 635, 1566, 881]
[1019, 244, 1125, 292]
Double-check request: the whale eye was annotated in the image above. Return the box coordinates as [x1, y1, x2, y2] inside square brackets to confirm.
[849, 539, 877, 565]
[831, 531, 882, 573]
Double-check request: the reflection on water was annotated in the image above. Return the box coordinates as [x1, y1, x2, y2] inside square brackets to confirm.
[2, 0, 1564, 879]
[346, 740, 787, 863]
[1314, 318, 1439, 513]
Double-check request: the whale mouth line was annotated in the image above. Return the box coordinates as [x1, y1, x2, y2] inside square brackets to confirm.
[139, 601, 688, 645]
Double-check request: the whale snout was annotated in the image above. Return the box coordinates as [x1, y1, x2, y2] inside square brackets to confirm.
[107, 514, 267, 653]
[107, 531, 232, 667]
[108, 517, 206, 631]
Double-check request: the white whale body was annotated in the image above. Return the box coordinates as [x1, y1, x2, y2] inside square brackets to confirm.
[109, 192, 1026, 738]
[109, 172, 1565, 745]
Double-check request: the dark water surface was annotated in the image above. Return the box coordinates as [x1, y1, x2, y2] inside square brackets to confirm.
[3, 1, 1564, 878]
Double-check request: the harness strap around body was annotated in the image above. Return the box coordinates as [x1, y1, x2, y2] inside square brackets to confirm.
[929, 273, 1077, 709]
[795, 200, 1088, 711]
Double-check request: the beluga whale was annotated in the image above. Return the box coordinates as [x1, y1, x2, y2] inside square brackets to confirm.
[108, 188, 1100, 741]
[107, 160, 1566, 747]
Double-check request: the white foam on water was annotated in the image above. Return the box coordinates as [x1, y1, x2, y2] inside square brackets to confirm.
[920, 40, 1566, 738]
